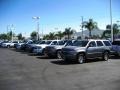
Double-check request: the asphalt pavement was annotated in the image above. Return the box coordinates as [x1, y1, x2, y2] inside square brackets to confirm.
[0, 48, 120, 90]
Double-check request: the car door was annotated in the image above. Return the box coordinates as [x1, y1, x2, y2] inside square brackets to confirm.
[96, 41, 104, 57]
[86, 41, 98, 59]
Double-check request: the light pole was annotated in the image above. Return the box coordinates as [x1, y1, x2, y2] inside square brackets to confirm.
[32, 16, 40, 40]
[80, 16, 84, 40]
[10, 24, 15, 42]
[81, 16, 83, 39]
[7, 25, 10, 40]
[110, 0, 113, 42]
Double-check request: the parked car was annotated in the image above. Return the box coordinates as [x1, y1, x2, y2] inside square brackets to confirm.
[26, 40, 41, 53]
[15, 41, 26, 50]
[14, 41, 24, 48]
[16, 40, 33, 50]
[61, 39, 112, 64]
[111, 40, 120, 56]
[2, 41, 20, 48]
[44, 40, 75, 58]
[0, 40, 8, 47]
[33, 40, 61, 55]
[19, 40, 33, 50]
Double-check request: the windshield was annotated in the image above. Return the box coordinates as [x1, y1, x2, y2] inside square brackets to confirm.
[72, 41, 88, 47]
[33, 41, 41, 44]
[39, 41, 46, 44]
[27, 41, 33, 44]
[12, 41, 18, 43]
[58, 41, 66, 45]
[45, 41, 52, 44]
[66, 40, 74, 46]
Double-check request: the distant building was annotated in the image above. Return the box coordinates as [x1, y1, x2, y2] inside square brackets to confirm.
[71, 29, 104, 39]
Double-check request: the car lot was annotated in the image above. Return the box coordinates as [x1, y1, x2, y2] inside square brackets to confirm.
[0, 48, 120, 90]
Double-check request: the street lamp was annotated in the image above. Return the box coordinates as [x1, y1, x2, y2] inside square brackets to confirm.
[10, 24, 15, 42]
[32, 16, 40, 40]
[79, 16, 84, 40]
[110, 0, 113, 42]
[81, 16, 83, 40]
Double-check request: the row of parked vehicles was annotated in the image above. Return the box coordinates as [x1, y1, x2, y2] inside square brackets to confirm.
[0, 39, 120, 64]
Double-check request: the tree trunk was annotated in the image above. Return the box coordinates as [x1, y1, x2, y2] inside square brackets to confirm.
[89, 30, 92, 39]
[68, 34, 69, 40]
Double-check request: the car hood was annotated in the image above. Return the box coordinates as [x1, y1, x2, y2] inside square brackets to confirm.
[36, 44, 48, 48]
[18, 43, 24, 45]
[30, 44, 38, 47]
[47, 45, 64, 49]
[3, 43, 11, 44]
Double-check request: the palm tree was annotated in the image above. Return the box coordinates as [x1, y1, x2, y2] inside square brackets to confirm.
[102, 23, 120, 39]
[101, 30, 111, 38]
[43, 34, 49, 40]
[30, 31, 37, 40]
[48, 32, 56, 40]
[0, 33, 8, 40]
[106, 24, 120, 35]
[83, 19, 97, 38]
[64, 27, 74, 39]
[56, 31, 64, 40]
[17, 33, 23, 40]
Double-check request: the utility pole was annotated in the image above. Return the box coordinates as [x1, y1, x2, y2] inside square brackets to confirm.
[32, 16, 40, 40]
[110, 0, 113, 42]
[11, 24, 14, 42]
[7, 25, 10, 40]
[81, 16, 84, 39]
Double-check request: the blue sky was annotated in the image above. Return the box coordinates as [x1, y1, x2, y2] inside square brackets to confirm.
[0, 0, 120, 37]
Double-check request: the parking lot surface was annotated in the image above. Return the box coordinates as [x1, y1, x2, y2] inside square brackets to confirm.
[0, 48, 120, 90]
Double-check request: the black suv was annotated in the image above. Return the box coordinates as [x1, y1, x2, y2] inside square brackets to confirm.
[61, 39, 112, 64]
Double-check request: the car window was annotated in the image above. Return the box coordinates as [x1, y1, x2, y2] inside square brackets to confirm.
[96, 41, 103, 46]
[73, 41, 88, 47]
[45, 41, 52, 44]
[66, 40, 73, 46]
[58, 41, 66, 45]
[112, 41, 120, 46]
[39, 41, 46, 44]
[51, 41, 58, 45]
[103, 41, 111, 46]
[89, 41, 96, 47]
[26, 40, 33, 44]
[13, 41, 18, 43]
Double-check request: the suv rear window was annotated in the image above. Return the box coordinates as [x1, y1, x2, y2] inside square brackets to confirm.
[103, 41, 111, 46]
[96, 41, 103, 46]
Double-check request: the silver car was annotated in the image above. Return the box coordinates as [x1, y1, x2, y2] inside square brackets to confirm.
[61, 39, 112, 64]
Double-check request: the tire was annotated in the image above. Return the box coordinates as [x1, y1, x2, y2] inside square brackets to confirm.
[42, 49, 47, 56]
[57, 51, 62, 59]
[77, 53, 85, 64]
[103, 52, 109, 61]
[7, 45, 10, 48]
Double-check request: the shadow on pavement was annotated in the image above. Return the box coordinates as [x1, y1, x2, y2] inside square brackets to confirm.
[51, 59, 105, 65]
[110, 56, 120, 60]
[51, 60, 79, 65]
[36, 56, 57, 60]
[27, 53, 38, 56]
